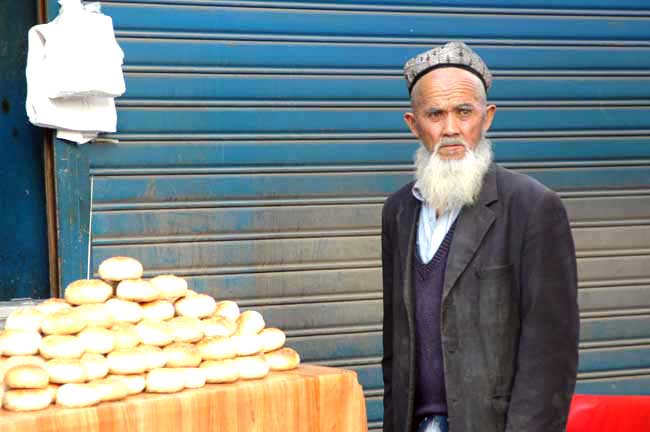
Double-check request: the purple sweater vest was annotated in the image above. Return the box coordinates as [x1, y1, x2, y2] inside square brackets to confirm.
[413, 220, 458, 420]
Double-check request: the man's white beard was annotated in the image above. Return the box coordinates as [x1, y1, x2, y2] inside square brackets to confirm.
[414, 137, 493, 213]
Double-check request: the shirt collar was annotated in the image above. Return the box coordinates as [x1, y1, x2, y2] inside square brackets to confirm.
[411, 181, 462, 217]
[412, 181, 425, 202]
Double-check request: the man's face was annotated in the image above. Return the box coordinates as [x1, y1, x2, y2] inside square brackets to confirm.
[404, 68, 496, 160]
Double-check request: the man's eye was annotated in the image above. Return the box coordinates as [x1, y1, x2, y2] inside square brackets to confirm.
[458, 108, 472, 117]
[427, 111, 442, 119]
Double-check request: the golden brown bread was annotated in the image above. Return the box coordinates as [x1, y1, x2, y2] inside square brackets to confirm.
[80, 353, 109, 380]
[4, 307, 46, 333]
[200, 359, 239, 384]
[136, 345, 167, 370]
[116, 279, 159, 303]
[141, 299, 175, 321]
[259, 327, 286, 353]
[0, 330, 42, 356]
[35, 298, 72, 315]
[0, 355, 46, 383]
[75, 303, 114, 328]
[64, 279, 113, 305]
[135, 319, 174, 347]
[150, 274, 188, 301]
[41, 308, 86, 335]
[169, 316, 204, 343]
[98, 256, 144, 282]
[231, 334, 264, 357]
[45, 358, 87, 384]
[213, 300, 240, 321]
[90, 376, 130, 402]
[235, 355, 269, 380]
[107, 349, 148, 375]
[39, 335, 85, 359]
[105, 298, 144, 324]
[174, 294, 216, 319]
[196, 336, 236, 361]
[78, 326, 115, 354]
[264, 347, 301, 371]
[163, 342, 202, 368]
[111, 322, 141, 350]
[107, 373, 146, 395]
[235, 310, 265, 336]
[180, 367, 206, 389]
[201, 316, 237, 338]
[4, 365, 49, 389]
[145, 368, 185, 393]
[3, 388, 53, 411]
[55, 383, 101, 408]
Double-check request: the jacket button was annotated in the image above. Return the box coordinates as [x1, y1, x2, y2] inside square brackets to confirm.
[445, 338, 458, 354]
[443, 337, 458, 354]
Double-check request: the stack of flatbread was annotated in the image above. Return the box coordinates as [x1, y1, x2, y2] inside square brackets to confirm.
[0, 256, 300, 411]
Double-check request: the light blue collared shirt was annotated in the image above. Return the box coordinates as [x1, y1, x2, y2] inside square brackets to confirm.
[412, 183, 461, 264]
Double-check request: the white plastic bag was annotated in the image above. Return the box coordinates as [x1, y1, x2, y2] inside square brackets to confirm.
[26, 23, 118, 142]
[25, 0, 125, 144]
[45, 0, 125, 98]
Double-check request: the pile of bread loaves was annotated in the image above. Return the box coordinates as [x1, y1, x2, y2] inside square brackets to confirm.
[0, 256, 300, 412]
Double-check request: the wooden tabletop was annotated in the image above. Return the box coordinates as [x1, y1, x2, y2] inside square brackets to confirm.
[0, 364, 368, 432]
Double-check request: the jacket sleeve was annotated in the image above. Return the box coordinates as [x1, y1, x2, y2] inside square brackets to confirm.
[381, 202, 394, 432]
[505, 190, 579, 432]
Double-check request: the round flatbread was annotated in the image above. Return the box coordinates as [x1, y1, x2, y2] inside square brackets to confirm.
[98, 256, 144, 282]
[64, 279, 113, 305]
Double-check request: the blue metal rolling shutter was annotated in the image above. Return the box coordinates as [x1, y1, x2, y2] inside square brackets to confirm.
[49, 1, 650, 429]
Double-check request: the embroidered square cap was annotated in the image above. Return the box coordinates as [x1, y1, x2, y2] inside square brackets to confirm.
[404, 41, 492, 94]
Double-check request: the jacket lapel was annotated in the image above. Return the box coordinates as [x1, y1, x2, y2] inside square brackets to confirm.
[396, 192, 421, 319]
[442, 164, 498, 301]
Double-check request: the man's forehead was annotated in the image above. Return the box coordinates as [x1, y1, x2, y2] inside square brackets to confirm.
[412, 67, 485, 105]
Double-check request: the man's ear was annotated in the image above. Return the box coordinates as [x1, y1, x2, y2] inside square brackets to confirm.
[483, 104, 496, 132]
[404, 111, 420, 138]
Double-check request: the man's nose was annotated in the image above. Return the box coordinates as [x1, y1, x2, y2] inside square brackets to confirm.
[442, 113, 459, 136]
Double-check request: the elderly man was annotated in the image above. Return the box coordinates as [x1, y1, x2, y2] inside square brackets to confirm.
[381, 41, 579, 432]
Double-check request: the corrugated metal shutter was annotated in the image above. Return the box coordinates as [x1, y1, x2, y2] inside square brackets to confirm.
[49, 1, 650, 429]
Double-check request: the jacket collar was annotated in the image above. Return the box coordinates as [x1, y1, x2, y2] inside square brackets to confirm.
[395, 182, 421, 277]
[476, 162, 498, 206]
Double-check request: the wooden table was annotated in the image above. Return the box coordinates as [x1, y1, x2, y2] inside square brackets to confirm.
[0, 364, 367, 432]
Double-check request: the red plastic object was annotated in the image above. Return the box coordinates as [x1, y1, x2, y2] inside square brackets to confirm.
[567, 394, 650, 432]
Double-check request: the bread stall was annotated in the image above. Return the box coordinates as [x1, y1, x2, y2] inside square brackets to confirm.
[0, 257, 367, 431]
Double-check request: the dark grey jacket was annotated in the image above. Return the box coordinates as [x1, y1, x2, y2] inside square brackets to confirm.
[381, 164, 579, 432]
